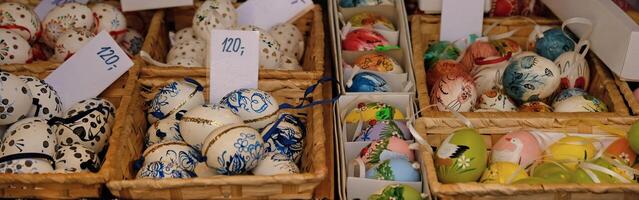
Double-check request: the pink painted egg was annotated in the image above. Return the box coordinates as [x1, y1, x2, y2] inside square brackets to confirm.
[460, 41, 499, 72]
[359, 137, 414, 166]
[491, 130, 542, 167]
[430, 74, 478, 112]
[342, 29, 389, 51]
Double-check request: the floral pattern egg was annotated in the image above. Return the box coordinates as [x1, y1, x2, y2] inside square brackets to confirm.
[146, 118, 183, 148]
[353, 53, 403, 73]
[143, 141, 200, 173]
[471, 54, 511, 95]
[365, 158, 420, 181]
[604, 138, 637, 166]
[172, 27, 198, 45]
[0, 29, 32, 65]
[552, 88, 588, 104]
[519, 101, 553, 112]
[342, 29, 388, 51]
[252, 152, 300, 176]
[435, 128, 487, 183]
[491, 38, 522, 56]
[344, 102, 404, 123]
[354, 120, 410, 142]
[0, 158, 53, 174]
[0, 2, 41, 43]
[90, 3, 127, 41]
[42, 3, 95, 47]
[192, 0, 235, 41]
[555, 50, 589, 90]
[460, 41, 499, 72]
[147, 78, 205, 124]
[502, 55, 560, 102]
[202, 124, 265, 175]
[339, 0, 393, 8]
[347, 72, 390, 93]
[166, 39, 206, 67]
[491, 130, 542, 167]
[269, 23, 304, 61]
[260, 114, 305, 162]
[348, 12, 395, 31]
[19, 76, 62, 120]
[430, 74, 477, 112]
[0, 118, 56, 162]
[0, 72, 32, 125]
[424, 41, 460, 70]
[176, 104, 241, 151]
[359, 137, 414, 166]
[535, 28, 575, 61]
[552, 94, 608, 112]
[136, 160, 194, 179]
[54, 144, 100, 173]
[219, 88, 279, 130]
[480, 162, 528, 184]
[53, 98, 116, 154]
[118, 29, 144, 56]
[427, 60, 467, 88]
[476, 89, 517, 112]
[51, 29, 95, 62]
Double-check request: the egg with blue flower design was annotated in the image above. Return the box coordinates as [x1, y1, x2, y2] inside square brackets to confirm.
[219, 88, 279, 130]
[142, 141, 200, 173]
[202, 123, 265, 175]
[145, 118, 183, 148]
[177, 104, 242, 151]
[260, 114, 305, 162]
[252, 152, 300, 176]
[347, 72, 390, 92]
[136, 160, 195, 179]
[502, 55, 560, 102]
[535, 28, 575, 61]
[147, 79, 205, 124]
[552, 88, 588, 104]
[552, 94, 608, 112]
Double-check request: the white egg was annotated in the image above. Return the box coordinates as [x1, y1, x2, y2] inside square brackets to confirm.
[145, 118, 182, 148]
[173, 27, 198, 45]
[50, 29, 95, 62]
[202, 123, 265, 175]
[0, 29, 32, 65]
[142, 141, 200, 172]
[192, 0, 236, 41]
[555, 51, 589, 90]
[0, 2, 41, 42]
[269, 23, 304, 61]
[54, 144, 101, 173]
[280, 54, 302, 70]
[54, 98, 116, 154]
[0, 158, 53, 174]
[219, 88, 279, 130]
[430, 75, 478, 112]
[476, 89, 517, 112]
[166, 39, 206, 67]
[90, 3, 127, 41]
[147, 79, 205, 124]
[0, 72, 32, 125]
[42, 3, 95, 47]
[118, 29, 144, 56]
[176, 104, 242, 151]
[234, 25, 282, 69]
[252, 152, 299, 176]
[0, 118, 56, 162]
[471, 55, 509, 95]
[502, 55, 560, 102]
[552, 95, 608, 112]
[19, 76, 63, 120]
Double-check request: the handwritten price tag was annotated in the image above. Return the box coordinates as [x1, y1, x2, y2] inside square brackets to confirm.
[35, 0, 89, 20]
[45, 31, 133, 109]
[209, 30, 259, 103]
[237, 0, 314, 30]
[121, 0, 194, 12]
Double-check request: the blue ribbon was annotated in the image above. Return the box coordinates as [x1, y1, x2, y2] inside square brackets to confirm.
[278, 77, 340, 110]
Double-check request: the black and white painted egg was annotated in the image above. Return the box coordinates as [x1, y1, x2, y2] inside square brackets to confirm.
[234, 25, 282, 69]
[0, 29, 32, 65]
[219, 88, 279, 130]
[269, 23, 305, 61]
[50, 29, 95, 62]
[0, 158, 53, 174]
[145, 118, 183, 148]
[166, 39, 206, 67]
[0, 2, 41, 43]
[53, 98, 116, 154]
[176, 104, 241, 151]
[260, 114, 305, 162]
[0, 118, 56, 162]
[42, 3, 95, 47]
[54, 144, 101, 173]
[147, 79, 205, 124]
[0, 72, 32, 125]
[19, 76, 63, 120]
[89, 3, 127, 42]
[252, 152, 300, 176]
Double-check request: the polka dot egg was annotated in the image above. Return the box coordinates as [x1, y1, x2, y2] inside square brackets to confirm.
[177, 104, 242, 151]
[0, 72, 32, 125]
[19, 76, 63, 120]
[54, 144, 101, 173]
[234, 25, 283, 69]
[172, 27, 198, 45]
[147, 79, 205, 124]
[53, 98, 116, 153]
[166, 39, 206, 67]
[0, 2, 41, 43]
[0, 158, 53, 174]
[192, 0, 236, 41]
[0, 29, 32, 65]
[0, 118, 56, 161]
[118, 29, 144, 56]
[219, 88, 279, 130]
[502, 55, 560, 102]
[269, 23, 304, 61]
[202, 124, 265, 175]
[145, 118, 182, 148]
[90, 3, 127, 41]
[50, 29, 95, 62]
[279, 54, 302, 70]
[42, 3, 95, 47]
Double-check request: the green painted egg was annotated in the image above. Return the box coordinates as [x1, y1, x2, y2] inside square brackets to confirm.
[435, 128, 488, 183]
[368, 184, 422, 200]
[628, 121, 639, 154]
[531, 162, 572, 183]
[423, 41, 460, 70]
[512, 177, 553, 184]
[572, 158, 632, 183]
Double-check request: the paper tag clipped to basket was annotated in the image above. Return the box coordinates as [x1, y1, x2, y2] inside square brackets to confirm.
[121, 0, 194, 12]
[440, 0, 484, 42]
[45, 31, 133, 110]
[209, 30, 260, 103]
[237, 0, 314, 30]
[34, 0, 89, 20]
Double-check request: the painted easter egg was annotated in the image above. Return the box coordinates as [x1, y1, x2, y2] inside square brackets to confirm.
[426, 60, 467, 89]
[572, 158, 633, 183]
[491, 130, 542, 167]
[491, 38, 522, 56]
[202, 124, 265, 175]
[629, 121, 639, 154]
[347, 72, 390, 92]
[143, 141, 200, 172]
[90, 3, 127, 41]
[0, 2, 41, 43]
[50, 29, 95, 62]
[119, 29, 144, 56]
[0, 29, 32, 65]
[219, 88, 279, 130]
[260, 114, 305, 162]
[552, 95, 608, 112]
[54, 98, 116, 154]
[342, 29, 388, 51]
[269, 23, 304, 61]
[19, 76, 63, 120]
[353, 53, 403, 73]
[173, 27, 198, 45]
[545, 136, 597, 170]
[460, 41, 499, 72]
[54, 144, 101, 173]
[42, 3, 95, 47]
[502, 55, 560, 102]
[192, 0, 236, 41]
[490, 0, 519, 17]
[369, 184, 423, 200]
[531, 162, 572, 183]
[603, 138, 637, 166]
[348, 12, 395, 31]
[354, 120, 409, 142]
[177, 104, 242, 151]
[436, 128, 487, 183]
[344, 102, 404, 123]
[553, 88, 588, 104]
[476, 89, 517, 112]
[359, 137, 414, 166]
[252, 152, 300, 176]
[0, 72, 32, 125]
[136, 160, 194, 179]
[535, 28, 575, 61]
[365, 158, 420, 181]
[519, 101, 553, 112]
[147, 79, 205, 124]
[556, 51, 589, 90]
[145, 118, 183, 148]
[0, 158, 53, 174]
[480, 162, 528, 184]
[424, 41, 461, 70]
[430, 74, 478, 112]
[0, 118, 56, 162]
[166, 39, 206, 67]
[471, 54, 511, 95]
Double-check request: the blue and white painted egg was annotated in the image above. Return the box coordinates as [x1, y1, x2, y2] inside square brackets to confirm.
[0, 118, 56, 161]
[365, 158, 420, 182]
[502, 55, 560, 102]
[147, 79, 205, 124]
[19, 76, 63, 120]
[54, 144, 100, 173]
[535, 28, 575, 61]
[0, 158, 53, 174]
[202, 123, 265, 175]
[145, 118, 183, 148]
[252, 152, 300, 176]
[553, 88, 588, 104]
[177, 104, 242, 151]
[354, 120, 410, 142]
[260, 114, 305, 162]
[219, 88, 279, 130]
[552, 94, 608, 112]
[136, 160, 195, 179]
[55, 98, 115, 154]
[0, 72, 32, 125]
[143, 141, 201, 173]
[555, 51, 589, 90]
[119, 29, 144, 56]
[347, 72, 390, 93]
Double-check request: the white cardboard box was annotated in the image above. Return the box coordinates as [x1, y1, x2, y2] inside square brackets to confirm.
[542, 0, 639, 81]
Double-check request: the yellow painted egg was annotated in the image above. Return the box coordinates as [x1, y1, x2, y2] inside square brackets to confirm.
[344, 102, 404, 123]
[544, 136, 597, 170]
[480, 162, 528, 184]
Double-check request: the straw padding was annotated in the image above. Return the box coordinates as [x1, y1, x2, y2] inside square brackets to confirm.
[107, 77, 327, 199]
[140, 4, 325, 80]
[410, 15, 631, 124]
[415, 117, 639, 200]
[0, 61, 139, 199]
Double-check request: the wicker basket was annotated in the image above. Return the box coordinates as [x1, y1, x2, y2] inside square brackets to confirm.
[106, 76, 327, 199]
[0, 61, 139, 199]
[414, 116, 639, 200]
[614, 75, 639, 116]
[139, 3, 325, 80]
[410, 15, 633, 126]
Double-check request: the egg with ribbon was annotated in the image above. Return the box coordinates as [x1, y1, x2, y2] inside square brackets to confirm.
[353, 53, 403, 73]
[90, 3, 127, 41]
[0, 72, 32, 125]
[344, 102, 404, 123]
[269, 23, 304, 61]
[359, 137, 414, 166]
[491, 130, 542, 167]
[42, 3, 95, 47]
[348, 12, 395, 31]
[118, 29, 144, 56]
[166, 39, 206, 67]
[369, 184, 423, 200]
[476, 89, 517, 112]
[552, 94, 608, 112]
[147, 79, 205, 124]
[260, 114, 305, 162]
[54, 144, 101, 173]
[491, 38, 521, 56]
[519, 101, 553, 112]
[480, 162, 528, 184]
[502, 55, 560, 102]
[145, 118, 183, 148]
[435, 128, 487, 183]
[0, 29, 32, 65]
[423, 41, 460, 70]
[430, 74, 477, 112]
[531, 162, 572, 183]
[252, 152, 300, 176]
[219, 88, 279, 130]
[471, 54, 511, 95]
[177, 104, 242, 151]
[460, 41, 499, 72]
[426, 60, 467, 89]
[142, 141, 200, 173]
[535, 28, 575, 61]
[50, 29, 95, 62]
[0, 2, 41, 43]
[347, 72, 390, 93]
[555, 48, 590, 90]
[342, 29, 388, 51]
[136, 160, 195, 179]
[365, 158, 420, 181]
[202, 123, 265, 175]
[53, 98, 115, 154]
[545, 136, 597, 170]
[354, 120, 409, 142]
[603, 138, 637, 166]
[572, 158, 633, 183]
[0, 118, 56, 164]
[19, 76, 63, 120]
[0, 158, 53, 174]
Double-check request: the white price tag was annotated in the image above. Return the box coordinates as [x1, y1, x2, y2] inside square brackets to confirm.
[35, 0, 89, 21]
[45, 31, 133, 109]
[121, 0, 193, 12]
[237, 0, 314, 30]
[440, 0, 484, 42]
[209, 30, 259, 103]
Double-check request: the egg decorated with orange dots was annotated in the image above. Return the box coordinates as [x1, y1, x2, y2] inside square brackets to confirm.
[353, 53, 403, 73]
